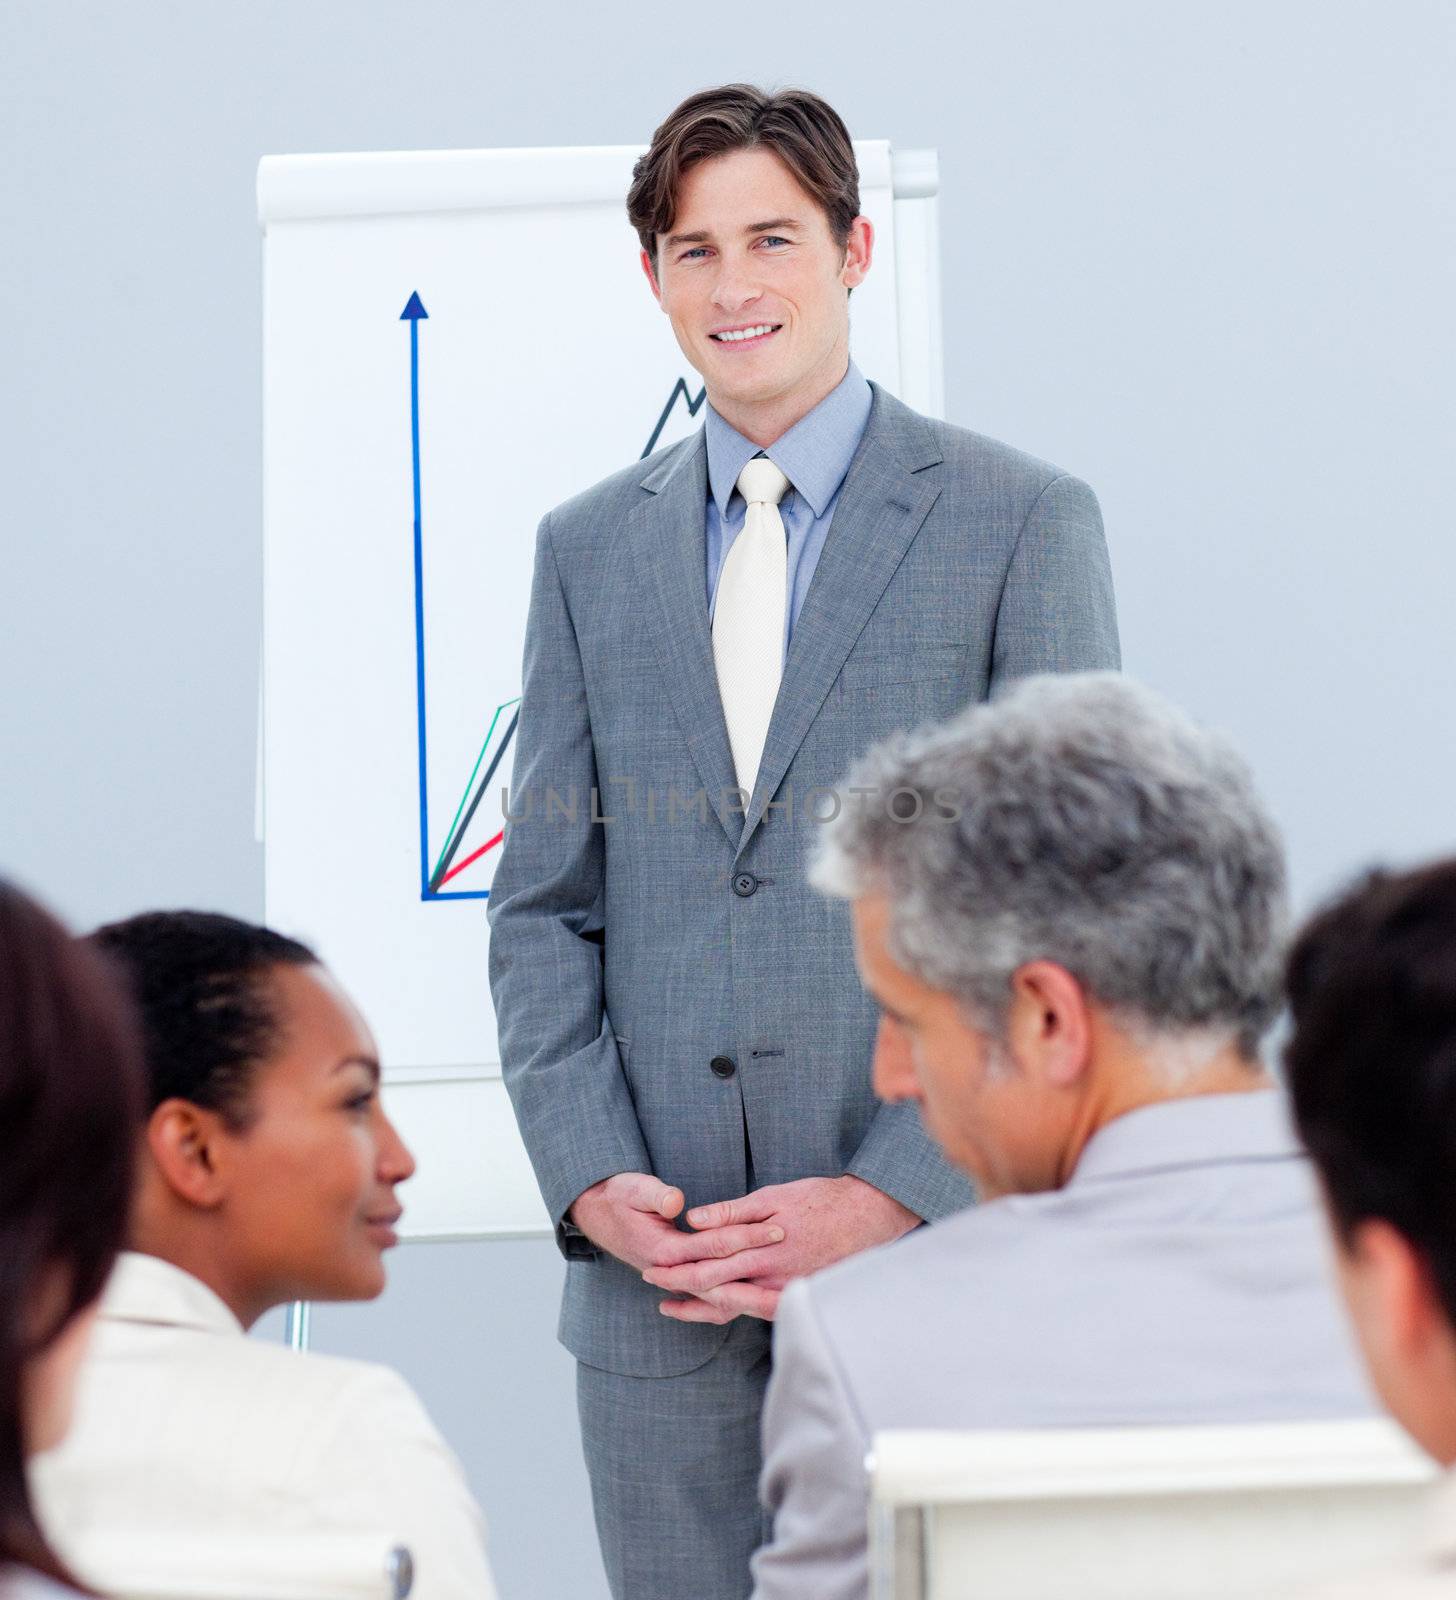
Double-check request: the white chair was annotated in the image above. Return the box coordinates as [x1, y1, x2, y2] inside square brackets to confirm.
[66, 1532, 413, 1600]
[869, 1417, 1436, 1599]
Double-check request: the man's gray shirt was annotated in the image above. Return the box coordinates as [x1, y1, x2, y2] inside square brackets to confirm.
[752, 1090, 1377, 1600]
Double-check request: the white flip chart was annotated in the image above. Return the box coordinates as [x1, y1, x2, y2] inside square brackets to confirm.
[258, 142, 944, 1236]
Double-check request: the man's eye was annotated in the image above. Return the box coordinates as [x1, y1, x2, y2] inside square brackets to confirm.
[760, 236, 790, 248]
[680, 247, 709, 261]
[344, 1091, 376, 1112]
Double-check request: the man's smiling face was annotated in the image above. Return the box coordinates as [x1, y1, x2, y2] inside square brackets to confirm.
[643, 145, 872, 439]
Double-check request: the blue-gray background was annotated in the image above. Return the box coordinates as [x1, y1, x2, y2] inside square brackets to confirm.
[2, 4, 1453, 1596]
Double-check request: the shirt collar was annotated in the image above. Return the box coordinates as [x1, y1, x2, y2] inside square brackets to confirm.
[705, 360, 873, 521]
[1070, 1087, 1303, 1187]
[99, 1250, 244, 1337]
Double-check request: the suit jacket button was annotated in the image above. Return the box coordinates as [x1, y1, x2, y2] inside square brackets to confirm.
[710, 1055, 737, 1079]
[732, 872, 759, 897]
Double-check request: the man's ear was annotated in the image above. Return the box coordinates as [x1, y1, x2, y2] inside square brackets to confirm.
[841, 216, 874, 290]
[145, 1099, 231, 1210]
[1006, 961, 1091, 1088]
[1349, 1217, 1442, 1361]
[640, 248, 663, 306]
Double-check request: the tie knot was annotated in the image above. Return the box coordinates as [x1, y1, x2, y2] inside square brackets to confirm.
[736, 458, 791, 508]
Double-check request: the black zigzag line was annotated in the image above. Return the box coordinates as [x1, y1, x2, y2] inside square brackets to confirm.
[640, 377, 708, 460]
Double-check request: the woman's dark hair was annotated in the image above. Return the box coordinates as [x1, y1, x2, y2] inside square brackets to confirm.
[88, 911, 317, 1129]
[0, 879, 144, 1583]
[627, 84, 860, 266]
[1285, 858, 1456, 1332]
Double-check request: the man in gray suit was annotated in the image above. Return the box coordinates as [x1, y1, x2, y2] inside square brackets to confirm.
[486, 84, 1118, 1599]
[747, 674, 1374, 1600]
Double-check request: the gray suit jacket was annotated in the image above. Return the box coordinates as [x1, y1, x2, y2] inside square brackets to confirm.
[486, 383, 1119, 1378]
[752, 1091, 1378, 1600]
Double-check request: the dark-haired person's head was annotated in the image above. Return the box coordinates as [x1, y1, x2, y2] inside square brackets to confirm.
[628, 84, 871, 440]
[0, 879, 142, 1586]
[90, 912, 414, 1330]
[1285, 859, 1456, 1466]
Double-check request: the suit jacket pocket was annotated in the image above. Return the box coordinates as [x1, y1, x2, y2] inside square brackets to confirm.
[838, 643, 967, 692]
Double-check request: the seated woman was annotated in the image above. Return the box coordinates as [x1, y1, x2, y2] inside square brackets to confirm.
[30, 911, 498, 1600]
[1, 879, 142, 1600]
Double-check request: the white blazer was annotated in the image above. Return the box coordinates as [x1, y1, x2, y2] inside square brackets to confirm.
[29, 1254, 497, 1600]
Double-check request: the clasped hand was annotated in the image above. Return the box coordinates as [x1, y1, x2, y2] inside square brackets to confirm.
[568, 1171, 917, 1324]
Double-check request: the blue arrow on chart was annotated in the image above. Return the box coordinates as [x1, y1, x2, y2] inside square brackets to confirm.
[401, 290, 496, 904]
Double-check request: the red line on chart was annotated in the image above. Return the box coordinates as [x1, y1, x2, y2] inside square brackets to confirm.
[438, 829, 505, 887]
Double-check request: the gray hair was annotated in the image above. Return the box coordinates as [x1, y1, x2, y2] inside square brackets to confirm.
[809, 673, 1287, 1060]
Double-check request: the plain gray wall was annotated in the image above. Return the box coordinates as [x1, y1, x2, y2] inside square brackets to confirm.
[3, 3, 1453, 1597]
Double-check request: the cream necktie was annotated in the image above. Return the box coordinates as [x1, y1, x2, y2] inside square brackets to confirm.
[713, 457, 792, 797]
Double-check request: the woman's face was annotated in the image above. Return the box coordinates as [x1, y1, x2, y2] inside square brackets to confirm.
[219, 963, 415, 1314]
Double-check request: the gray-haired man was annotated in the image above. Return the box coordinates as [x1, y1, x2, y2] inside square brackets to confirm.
[741, 673, 1374, 1600]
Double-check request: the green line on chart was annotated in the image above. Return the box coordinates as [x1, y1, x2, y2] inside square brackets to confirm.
[429, 697, 522, 886]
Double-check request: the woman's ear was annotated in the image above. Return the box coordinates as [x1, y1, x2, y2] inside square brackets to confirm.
[1006, 961, 1092, 1089]
[145, 1099, 230, 1209]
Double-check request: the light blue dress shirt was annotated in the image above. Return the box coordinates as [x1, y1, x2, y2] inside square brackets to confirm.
[705, 361, 873, 666]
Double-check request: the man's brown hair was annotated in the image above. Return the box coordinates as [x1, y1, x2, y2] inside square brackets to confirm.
[627, 84, 860, 267]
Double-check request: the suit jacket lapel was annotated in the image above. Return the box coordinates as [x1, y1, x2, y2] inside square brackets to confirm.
[736, 386, 945, 855]
[626, 430, 743, 846]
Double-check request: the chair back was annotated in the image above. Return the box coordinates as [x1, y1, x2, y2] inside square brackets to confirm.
[71, 1533, 414, 1600]
[870, 1417, 1435, 1599]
